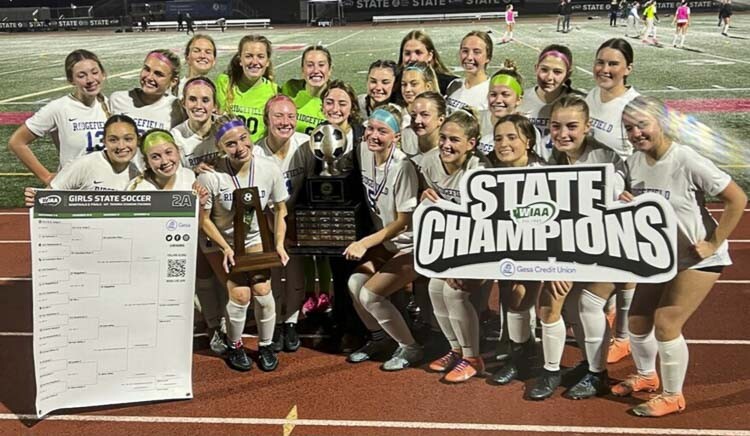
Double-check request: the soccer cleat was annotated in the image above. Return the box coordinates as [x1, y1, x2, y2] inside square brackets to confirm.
[429, 350, 462, 372]
[607, 338, 631, 363]
[564, 371, 609, 400]
[257, 345, 279, 372]
[382, 344, 424, 371]
[631, 393, 686, 417]
[347, 339, 395, 363]
[612, 373, 660, 397]
[283, 323, 301, 352]
[526, 369, 561, 401]
[209, 329, 229, 356]
[271, 324, 284, 353]
[491, 361, 518, 385]
[226, 342, 252, 372]
[444, 356, 485, 383]
[316, 293, 332, 313]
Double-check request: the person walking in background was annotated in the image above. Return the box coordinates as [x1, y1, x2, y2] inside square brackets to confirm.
[557, 0, 566, 32]
[719, 0, 732, 36]
[672, 0, 690, 48]
[627, 1, 640, 37]
[185, 12, 195, 35]
[563, 0, 573, 33]
[501, 4, 516, 42]
[177, 11, 183, 32]
[610, 0, 620, 27]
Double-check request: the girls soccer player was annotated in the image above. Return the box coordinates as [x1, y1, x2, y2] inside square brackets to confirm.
[172, 77, 220, 172]
[127, 129, 197, 191]
[402, 91, 446, 167]
[400, 62, 439, 128]
[501, 4, 516, 42]
[398, 30, 458, 96]
[110, 50, 184, 137]
[358, 60, 398, 120]
[216, 35, 279, 143]
[10, 49, 109, 184]
[281, 45, 331, 135]
[422, 108, 486, 383]
[614, 96, 746, 416]
[672, 1, 690, 48]
[198, 115, 289, 372]
[446, 31, 493, 116]
[641, 0, 658, 44]
[178, 35, 217, 99]
[526, 95, 624, 401]
[344, 106, 423, 371]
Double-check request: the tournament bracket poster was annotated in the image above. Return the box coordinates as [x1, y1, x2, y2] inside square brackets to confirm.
[30, 190, 198, 417]
[414, 164, 678, 283]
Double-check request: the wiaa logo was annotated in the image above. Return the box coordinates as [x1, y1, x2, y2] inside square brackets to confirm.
[39, 195, 61, 206]
[511, 201, 558, 226]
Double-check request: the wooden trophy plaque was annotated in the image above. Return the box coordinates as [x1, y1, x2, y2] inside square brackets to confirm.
[231, 187, 283, 272]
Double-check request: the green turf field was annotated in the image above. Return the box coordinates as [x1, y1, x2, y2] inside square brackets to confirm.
[0, 14, 748, 206]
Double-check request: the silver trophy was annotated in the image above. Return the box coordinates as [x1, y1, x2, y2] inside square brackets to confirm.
[309, 123, 346, 176]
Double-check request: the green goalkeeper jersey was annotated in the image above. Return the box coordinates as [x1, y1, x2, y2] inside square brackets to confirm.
[216, 74, 279, 142]
[281, 79, 327, 135]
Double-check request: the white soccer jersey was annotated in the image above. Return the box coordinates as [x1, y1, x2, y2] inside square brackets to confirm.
[357, 93, 370, 121]
[400, 127, 420, 161]
[170, 120, 220, 170]
[110, 89, 184, 134]
[198, 155, 288, 250]
[627, 143, 732, 270]
[585, 86, 640, 158]
[418, 148, 484, 204]
[446, 78, 490, 115]
[49, 150, 139, 191]
[358, 144, 419, 252]
[549, 137, 627, 196]
[479, 118, 542, 157]
[127, 166, 196, 191]
[177, 76, 188, 100]
[25, 94, 109, 170]
[255, 132, 309, 205]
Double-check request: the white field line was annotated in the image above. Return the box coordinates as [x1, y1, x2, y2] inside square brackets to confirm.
[0, 413, 748, 435]
[0, 68, 141, 103]
[275, 30, 365, 69]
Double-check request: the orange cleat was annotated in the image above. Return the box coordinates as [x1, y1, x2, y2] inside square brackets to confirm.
[429, 350, 461, 372]
[607, 338, 631, 364]
[612, 372, 660, 397]
[631, 393, 686, 417]
[443, 356, 485, 383]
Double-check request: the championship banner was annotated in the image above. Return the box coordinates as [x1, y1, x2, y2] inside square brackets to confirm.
[31, 191, 198, 417]
[414, 164, 678, 283]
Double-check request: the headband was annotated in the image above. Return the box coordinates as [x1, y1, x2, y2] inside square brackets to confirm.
[147, 51, 175, 69]
[215, 119, 246, 142]
[538, 50, 571, 70]
[403, 65, 427, 74]
[184, 79, 214, 92]
[370, 108, 400, 133]
[140, 130, 175, 154]
[490, 74, 524, 97]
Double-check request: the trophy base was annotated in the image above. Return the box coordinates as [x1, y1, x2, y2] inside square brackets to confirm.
[289, 201, 366, 256]
[231, 251, 283, 273]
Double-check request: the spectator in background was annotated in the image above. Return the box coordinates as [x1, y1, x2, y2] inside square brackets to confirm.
[177, 11, 184, 32]
[610, 0, 620, 27]
[563, 0, 573, 33]
[557, 0, 566, 32]
[186, 12, 195, 35]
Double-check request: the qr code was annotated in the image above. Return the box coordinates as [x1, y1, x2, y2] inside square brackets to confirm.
[167, 258, 187, 278]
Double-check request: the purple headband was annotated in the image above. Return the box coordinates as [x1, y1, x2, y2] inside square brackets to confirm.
[185, 79, 214, 92]
[215, 119, 246, 142]
[147, 51, 175, 68]
[538, 50, 571, 70]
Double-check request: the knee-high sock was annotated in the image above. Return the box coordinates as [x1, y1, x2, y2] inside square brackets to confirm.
[659, 335, 689, 394]
[680, 34, 686, 46]
[615, 287, 635, 340]
[630, 329, 658, 375]
[226, 299, 249, 344]
[196, 277, 222, 329]
[507, 308, 531, 344]
[253, 294, 276, 346]
[444, 285, 480, 358]
[360, 287, 415, 347]
[579, 289, 611, 373]
[562, 288, 586, 351]
[347, 272, 380, 331]
[281, 258, 305, 324]
[428, 279, 460, 351]
[541, 318, 566, 372]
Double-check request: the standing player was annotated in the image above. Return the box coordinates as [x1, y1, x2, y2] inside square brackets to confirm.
[9, 49, 110, 185]
[422, 108, 487, 383]
[585, 38, 640, 365]
[198, 115, 289, 373]
[397, 30, 458, 96]
[110, 49, 184, 142]
[446, 31, 493, 116]
[614, 96, 746, 416]
[216, 35, 279, 143]
[281, 45, 331, 135]
[344, 106, 423, 371]
[627, 1, 641, 37]
[501, 4, 516, 42]
[672, 1, 690, 48]
[358, 60, 398, 120]
[178, 35, 217, 99]
[719, 0, 732, 36]
[562, 0, 573, 33]
[641, 0, 658, 44]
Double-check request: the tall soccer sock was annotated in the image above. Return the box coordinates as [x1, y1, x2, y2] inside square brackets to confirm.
[616, 287, 635, 340]
[428, 279, 460, 351]
[723, 23, 729, 34]
[579, 289, 611, 373]
[507, 309, 531, 344]
[673, 33, 679, 46]
[541, 318, 566, 372]
[196, 277, 221, 329]
[562, 289, 586, 350]
[347, 272, 381, 331]
[630, 329, 658, 375]
[444, 285, 480, 358]
[226, 299, 249, 345]
[361, 287, 416, 347]
[253, 294, 276, 347]
[283, 260, 305, 324]
[659, 335, 689, 394]
[680, 34, 686, 46]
